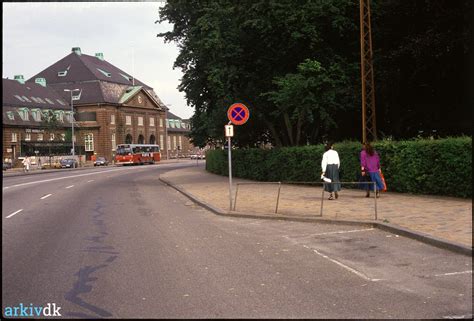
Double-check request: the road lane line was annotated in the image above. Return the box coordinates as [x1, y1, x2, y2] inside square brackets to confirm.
[2, 167, 146, 190]
[434, 270, 472, 277]
[40, 194, 52, 200]
[87, 180, 94, 183]
[6, 209, 23, 218]
[66, 185, 74, 189]
[303, 245, 382, 282]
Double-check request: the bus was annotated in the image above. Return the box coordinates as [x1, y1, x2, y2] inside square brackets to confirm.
[115, 144, 161, 165]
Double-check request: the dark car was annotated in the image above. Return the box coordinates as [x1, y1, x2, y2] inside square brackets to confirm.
[60, 158, 78, 168]
[94, 157, 108, 166]
[3, 162, 12, 171]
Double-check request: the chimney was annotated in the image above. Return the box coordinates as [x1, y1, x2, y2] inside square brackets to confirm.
[72, 47, 82, 55]
[95, 53, 104, 61]
[14, 75, 25, 84]
[35, 78, 47, 87]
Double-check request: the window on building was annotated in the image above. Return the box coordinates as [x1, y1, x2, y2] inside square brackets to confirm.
[166, 119, 170, 128]
[7, 111, 15, 120]
[149, 117, 155, 127]
[14, 95, 25, 102]
[167, 136, 171, 150]
[12, 133, 18, 143]
[179, 136, 182, 149]
[50, 133, 55, 141]
[25, 133, 31, 141]
[97, 68, 111, 77]
[55, 111, 64, 122]
[160, 135, 164, 149]
[37, 133, 43, 141]
[56, 99, 66, 106]
[159, 118, 163, 127]
[45, 98, 55, 105]
[21, 96, 31, 102]
[32, 109, 42, 121]
[18, 108, 29, 121]
[111, 133, 116, 151]
[61, 133, 66, 141]
[138, 117, 144, 126]
[84, 134, 94, 151]
[126, 115, 132, 125]
[111, 114, 115, 125]
[173, 136, 177, 150]
[175, 121, 181, 129]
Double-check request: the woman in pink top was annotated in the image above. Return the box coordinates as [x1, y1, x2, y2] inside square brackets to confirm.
[360, 142, 384, 197]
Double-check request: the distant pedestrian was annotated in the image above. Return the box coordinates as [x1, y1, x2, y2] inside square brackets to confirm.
[22, 156, 31, 173]
[360, 142, 384, 197]
[321, 142, 341, 200]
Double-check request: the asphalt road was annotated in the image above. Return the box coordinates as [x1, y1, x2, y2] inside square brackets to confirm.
[2, 162, 472, 318]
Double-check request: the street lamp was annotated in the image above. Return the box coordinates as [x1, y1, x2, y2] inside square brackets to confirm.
[64, 88, 80, 166]
[165, 104, 171, 160]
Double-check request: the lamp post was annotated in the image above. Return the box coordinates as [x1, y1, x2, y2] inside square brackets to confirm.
[165, 104, 171, 160]
[64, 88, 80, 166]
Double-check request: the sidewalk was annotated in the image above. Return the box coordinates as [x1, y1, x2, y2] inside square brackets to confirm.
[160, 165, 472, 253]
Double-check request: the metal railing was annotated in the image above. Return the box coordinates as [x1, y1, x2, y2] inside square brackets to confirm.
[233, 181, 378, 219]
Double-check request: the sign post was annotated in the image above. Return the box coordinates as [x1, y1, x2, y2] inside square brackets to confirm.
[226, 103, 250, 211]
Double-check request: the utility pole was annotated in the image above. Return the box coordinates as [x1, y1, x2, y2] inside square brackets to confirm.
[359, 0, 377, 143]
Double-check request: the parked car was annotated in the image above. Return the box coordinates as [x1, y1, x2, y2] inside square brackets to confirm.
[41, 162, 62, 169]
[94, 157, 108, 166]
[190, 154, 205, 160]
[60, 158, 78, 168]
[3, 162, 12, 171]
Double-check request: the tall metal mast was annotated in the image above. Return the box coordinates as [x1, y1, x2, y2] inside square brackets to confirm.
[359, 0, 377, 143]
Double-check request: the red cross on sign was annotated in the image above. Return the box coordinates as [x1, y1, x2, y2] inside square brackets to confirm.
[227, 103, 250, 125]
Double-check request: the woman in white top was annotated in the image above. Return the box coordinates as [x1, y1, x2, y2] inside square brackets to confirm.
[321, 142, 341, 200]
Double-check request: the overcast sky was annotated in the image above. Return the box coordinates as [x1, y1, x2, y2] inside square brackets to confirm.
[2, 1, 192, 119]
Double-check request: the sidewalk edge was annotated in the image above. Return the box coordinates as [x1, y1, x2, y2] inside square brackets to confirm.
[159, 176, 472, 257]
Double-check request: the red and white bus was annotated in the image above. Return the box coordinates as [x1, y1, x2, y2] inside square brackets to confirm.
[115, 144, 161, 165]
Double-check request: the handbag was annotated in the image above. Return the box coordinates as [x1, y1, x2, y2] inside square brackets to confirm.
[357, 170, 371, 190]
[380, 170, 387, 192]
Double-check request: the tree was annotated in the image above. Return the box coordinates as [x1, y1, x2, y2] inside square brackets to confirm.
[157, 0, 359, 147]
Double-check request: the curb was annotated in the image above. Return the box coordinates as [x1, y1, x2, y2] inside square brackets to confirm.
[2, 166, 96, 177]
[159, 176, 472, 257]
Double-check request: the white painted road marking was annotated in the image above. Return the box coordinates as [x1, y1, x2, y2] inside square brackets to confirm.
[303, 244, 383, 282]
[6, 209, 23, 219]
[434, 270, 472, 277]
[2, 167, 147, 190]
[87, 180, 94, 183]
[40, 194, 52, 200]
[66, 185, 74, 189]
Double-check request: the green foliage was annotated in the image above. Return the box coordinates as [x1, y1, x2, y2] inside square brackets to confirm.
[206, 137, 472, 198]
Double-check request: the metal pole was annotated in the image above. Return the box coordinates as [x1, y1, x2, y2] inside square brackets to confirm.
[275, 182, 281, 214]
[71, 92, 75, 166]
[320, 183, 325, 216]
[228, 136, 232, 211]
[374, 181, 377, 220]
[233, 183, 239, 211]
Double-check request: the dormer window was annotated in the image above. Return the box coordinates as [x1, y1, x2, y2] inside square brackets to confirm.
[7, 111, 15, 120]
[97, 68, 111, 77]
[58, 65, 71, 77]
[120, 73, 131, 82]
[45, 98, 55, 105]
[21, 96, 31, 102]
[14, 95, 25, 102]
[31, 109, 42, 121]
[18, 108, 29, 121]
[54, 111, 64, 122]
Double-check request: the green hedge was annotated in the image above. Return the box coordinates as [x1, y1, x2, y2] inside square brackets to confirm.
[206, 137, 472, 198]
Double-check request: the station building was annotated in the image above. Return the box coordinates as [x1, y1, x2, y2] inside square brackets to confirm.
[3, 47, 192, 165]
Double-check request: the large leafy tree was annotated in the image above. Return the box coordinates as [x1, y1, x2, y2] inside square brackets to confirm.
[157, 0, 470, 146]
[157, 0, 359, 147]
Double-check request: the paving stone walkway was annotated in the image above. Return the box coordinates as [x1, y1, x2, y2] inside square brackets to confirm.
[161, 165, 472, 247]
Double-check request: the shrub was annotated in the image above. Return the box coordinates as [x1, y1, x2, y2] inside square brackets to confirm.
[206, 136, 471, 198]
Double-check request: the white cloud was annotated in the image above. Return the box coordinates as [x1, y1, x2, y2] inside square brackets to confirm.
[2, 1, 192, 119]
